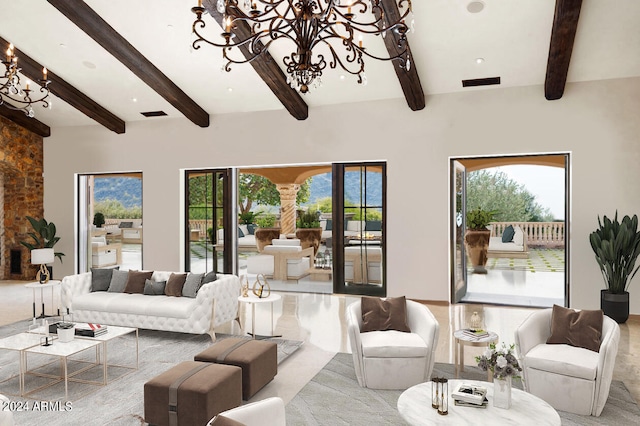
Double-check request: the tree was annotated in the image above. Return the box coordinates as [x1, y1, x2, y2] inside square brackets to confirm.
[467, 170, 555, 222]
[238, 174, 311, 214]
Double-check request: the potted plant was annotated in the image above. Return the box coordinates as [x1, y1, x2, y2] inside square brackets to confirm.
[93, 212, 106, 228]
[589, 212, 640, 323]
[20, 216, 65, 282]
[465, 207, 496, 274]
[255, 213, 281, 252]
[296, 209, 322, 255]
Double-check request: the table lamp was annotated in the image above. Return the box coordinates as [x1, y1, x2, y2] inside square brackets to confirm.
[31, 248, 54, 283]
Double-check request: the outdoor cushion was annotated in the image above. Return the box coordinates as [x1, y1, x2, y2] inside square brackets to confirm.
[502, 225, 515, 242]
[271, 239, 300, 246]
[513, 226, 525, 245]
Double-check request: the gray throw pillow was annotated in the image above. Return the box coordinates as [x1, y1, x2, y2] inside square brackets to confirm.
[202, 270, 218, 284]
[182, 273, 204, 298]
[107, 269, 129, 293]
[91, 267, 119, 292]
[143, 279, 167, 295]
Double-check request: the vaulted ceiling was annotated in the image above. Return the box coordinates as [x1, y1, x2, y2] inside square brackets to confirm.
[1, 1, 639, 137]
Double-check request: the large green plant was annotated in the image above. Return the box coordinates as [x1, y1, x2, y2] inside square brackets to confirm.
[20, 216, 65, 262]
[589, 212, 640, 294]
[297, 209, 320, 228]
[466, 207, 496, 230]
[256, 213, 277, 228]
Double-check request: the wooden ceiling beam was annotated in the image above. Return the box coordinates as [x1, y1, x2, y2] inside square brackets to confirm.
[0, 105, 51, 137]
[203, 1, 308, 120]
[0, 36, 125, 134]
[545, 0, 583, 100]
[47, 0, 210, 127]
[379, 0, 425, 111]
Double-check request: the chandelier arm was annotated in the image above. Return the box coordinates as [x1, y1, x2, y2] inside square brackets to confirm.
[318, 39, 364, 75]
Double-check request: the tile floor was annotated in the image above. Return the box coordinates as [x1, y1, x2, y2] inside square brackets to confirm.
[1, 280, 637, 408]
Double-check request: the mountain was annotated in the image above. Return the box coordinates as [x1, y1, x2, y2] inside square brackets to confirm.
[93, 171, 383, 210]
[307, 171, 383, 206]
[94, 177, 142, 208]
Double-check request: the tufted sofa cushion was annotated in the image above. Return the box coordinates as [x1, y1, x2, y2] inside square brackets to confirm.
[61, 271, 241, 335]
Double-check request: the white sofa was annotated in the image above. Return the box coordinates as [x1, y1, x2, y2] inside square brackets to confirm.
[217, 225, 258, 251]
[60, 271, 241, 337]
[488, 225, 528, 258]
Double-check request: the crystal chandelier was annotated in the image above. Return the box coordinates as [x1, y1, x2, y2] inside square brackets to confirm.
[191, 0, 413, 93]
[1, 42, 50, 117]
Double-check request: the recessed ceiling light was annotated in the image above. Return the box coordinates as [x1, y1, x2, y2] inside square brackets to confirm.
[467, 1, 485, 13]
[59, 43, 67, 48]
[227, 87, 233, 92]
[132, 98, 137, 103]
[167, 24, 174, 29]
[339, 75, 346, 81]
[475, 58, 485, 64]
[82, 61, 96, 69]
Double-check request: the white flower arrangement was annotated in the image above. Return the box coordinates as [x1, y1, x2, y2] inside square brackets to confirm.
[475, 342, 522, 380]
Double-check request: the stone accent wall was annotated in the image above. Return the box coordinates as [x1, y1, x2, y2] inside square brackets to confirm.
[0, 115, 44, 280]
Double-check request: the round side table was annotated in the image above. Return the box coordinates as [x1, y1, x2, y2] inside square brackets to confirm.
[453, 329, 499, 381]
[237, 293, 282, 339]
[24, 280, 61, 319]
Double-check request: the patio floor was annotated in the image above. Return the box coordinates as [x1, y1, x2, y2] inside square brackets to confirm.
[484, 248, 565, 273]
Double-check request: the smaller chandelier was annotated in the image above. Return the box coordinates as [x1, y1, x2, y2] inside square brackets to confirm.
[191, 0, 414, 93]
[1, 42, 51, 117]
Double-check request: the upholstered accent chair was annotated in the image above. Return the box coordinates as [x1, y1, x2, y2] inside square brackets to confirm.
[514, 308, 620, 416]
[346, 299, 439, 390]
[207, 397, 286, 426]
[91, 236, 122, 267]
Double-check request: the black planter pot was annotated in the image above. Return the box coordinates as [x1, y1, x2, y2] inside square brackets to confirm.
[600, 290, 629, 324]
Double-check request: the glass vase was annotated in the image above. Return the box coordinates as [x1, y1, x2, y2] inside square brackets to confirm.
[493, 376, 512, 409]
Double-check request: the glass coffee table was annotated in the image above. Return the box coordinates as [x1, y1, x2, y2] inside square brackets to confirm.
[398, 379, 560, 425]
[0, 332, 44, 396]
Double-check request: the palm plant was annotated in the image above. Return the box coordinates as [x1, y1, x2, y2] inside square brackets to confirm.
[589, 212, 640, 294]
[20, 216, 65, 262]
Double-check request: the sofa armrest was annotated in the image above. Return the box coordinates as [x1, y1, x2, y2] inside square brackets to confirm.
[61, 272, 92, 311]
[197, 274, 241, 328]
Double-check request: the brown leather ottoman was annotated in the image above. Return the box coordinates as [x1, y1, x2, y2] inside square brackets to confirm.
[144, 361, 242, 426]
[194, 338, 277, 400]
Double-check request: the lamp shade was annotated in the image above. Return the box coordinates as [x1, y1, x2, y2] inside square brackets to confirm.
[31, 248, 54, 265]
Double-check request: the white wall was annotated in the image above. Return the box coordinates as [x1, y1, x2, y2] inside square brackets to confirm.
[44, 76, 640, 314]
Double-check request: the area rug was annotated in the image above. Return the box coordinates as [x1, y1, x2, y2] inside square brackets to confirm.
[0, 320, 302, 426]
[286, 353, 640, 426]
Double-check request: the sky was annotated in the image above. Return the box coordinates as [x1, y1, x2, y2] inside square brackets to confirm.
[494, 165, 565, 220]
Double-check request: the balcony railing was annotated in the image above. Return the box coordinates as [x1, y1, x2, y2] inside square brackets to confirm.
[490, 221, 565, 248]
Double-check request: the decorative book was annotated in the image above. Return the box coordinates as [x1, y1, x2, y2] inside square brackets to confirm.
[74, 323, 108, 337]
[451, 384, 488, 405]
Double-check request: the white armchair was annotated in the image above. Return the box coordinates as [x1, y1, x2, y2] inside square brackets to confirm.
[346, 299, 439, 390]
[514, 308, 620, 416]
[207, 397, 285, 426]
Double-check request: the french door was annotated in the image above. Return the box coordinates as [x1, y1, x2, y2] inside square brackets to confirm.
[333, 162, 387, 296]
[184, 168, 237, 274]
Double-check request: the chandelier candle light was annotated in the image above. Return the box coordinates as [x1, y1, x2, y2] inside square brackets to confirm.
[1, 42, 50, 117]
[192, 0, 414, 93]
